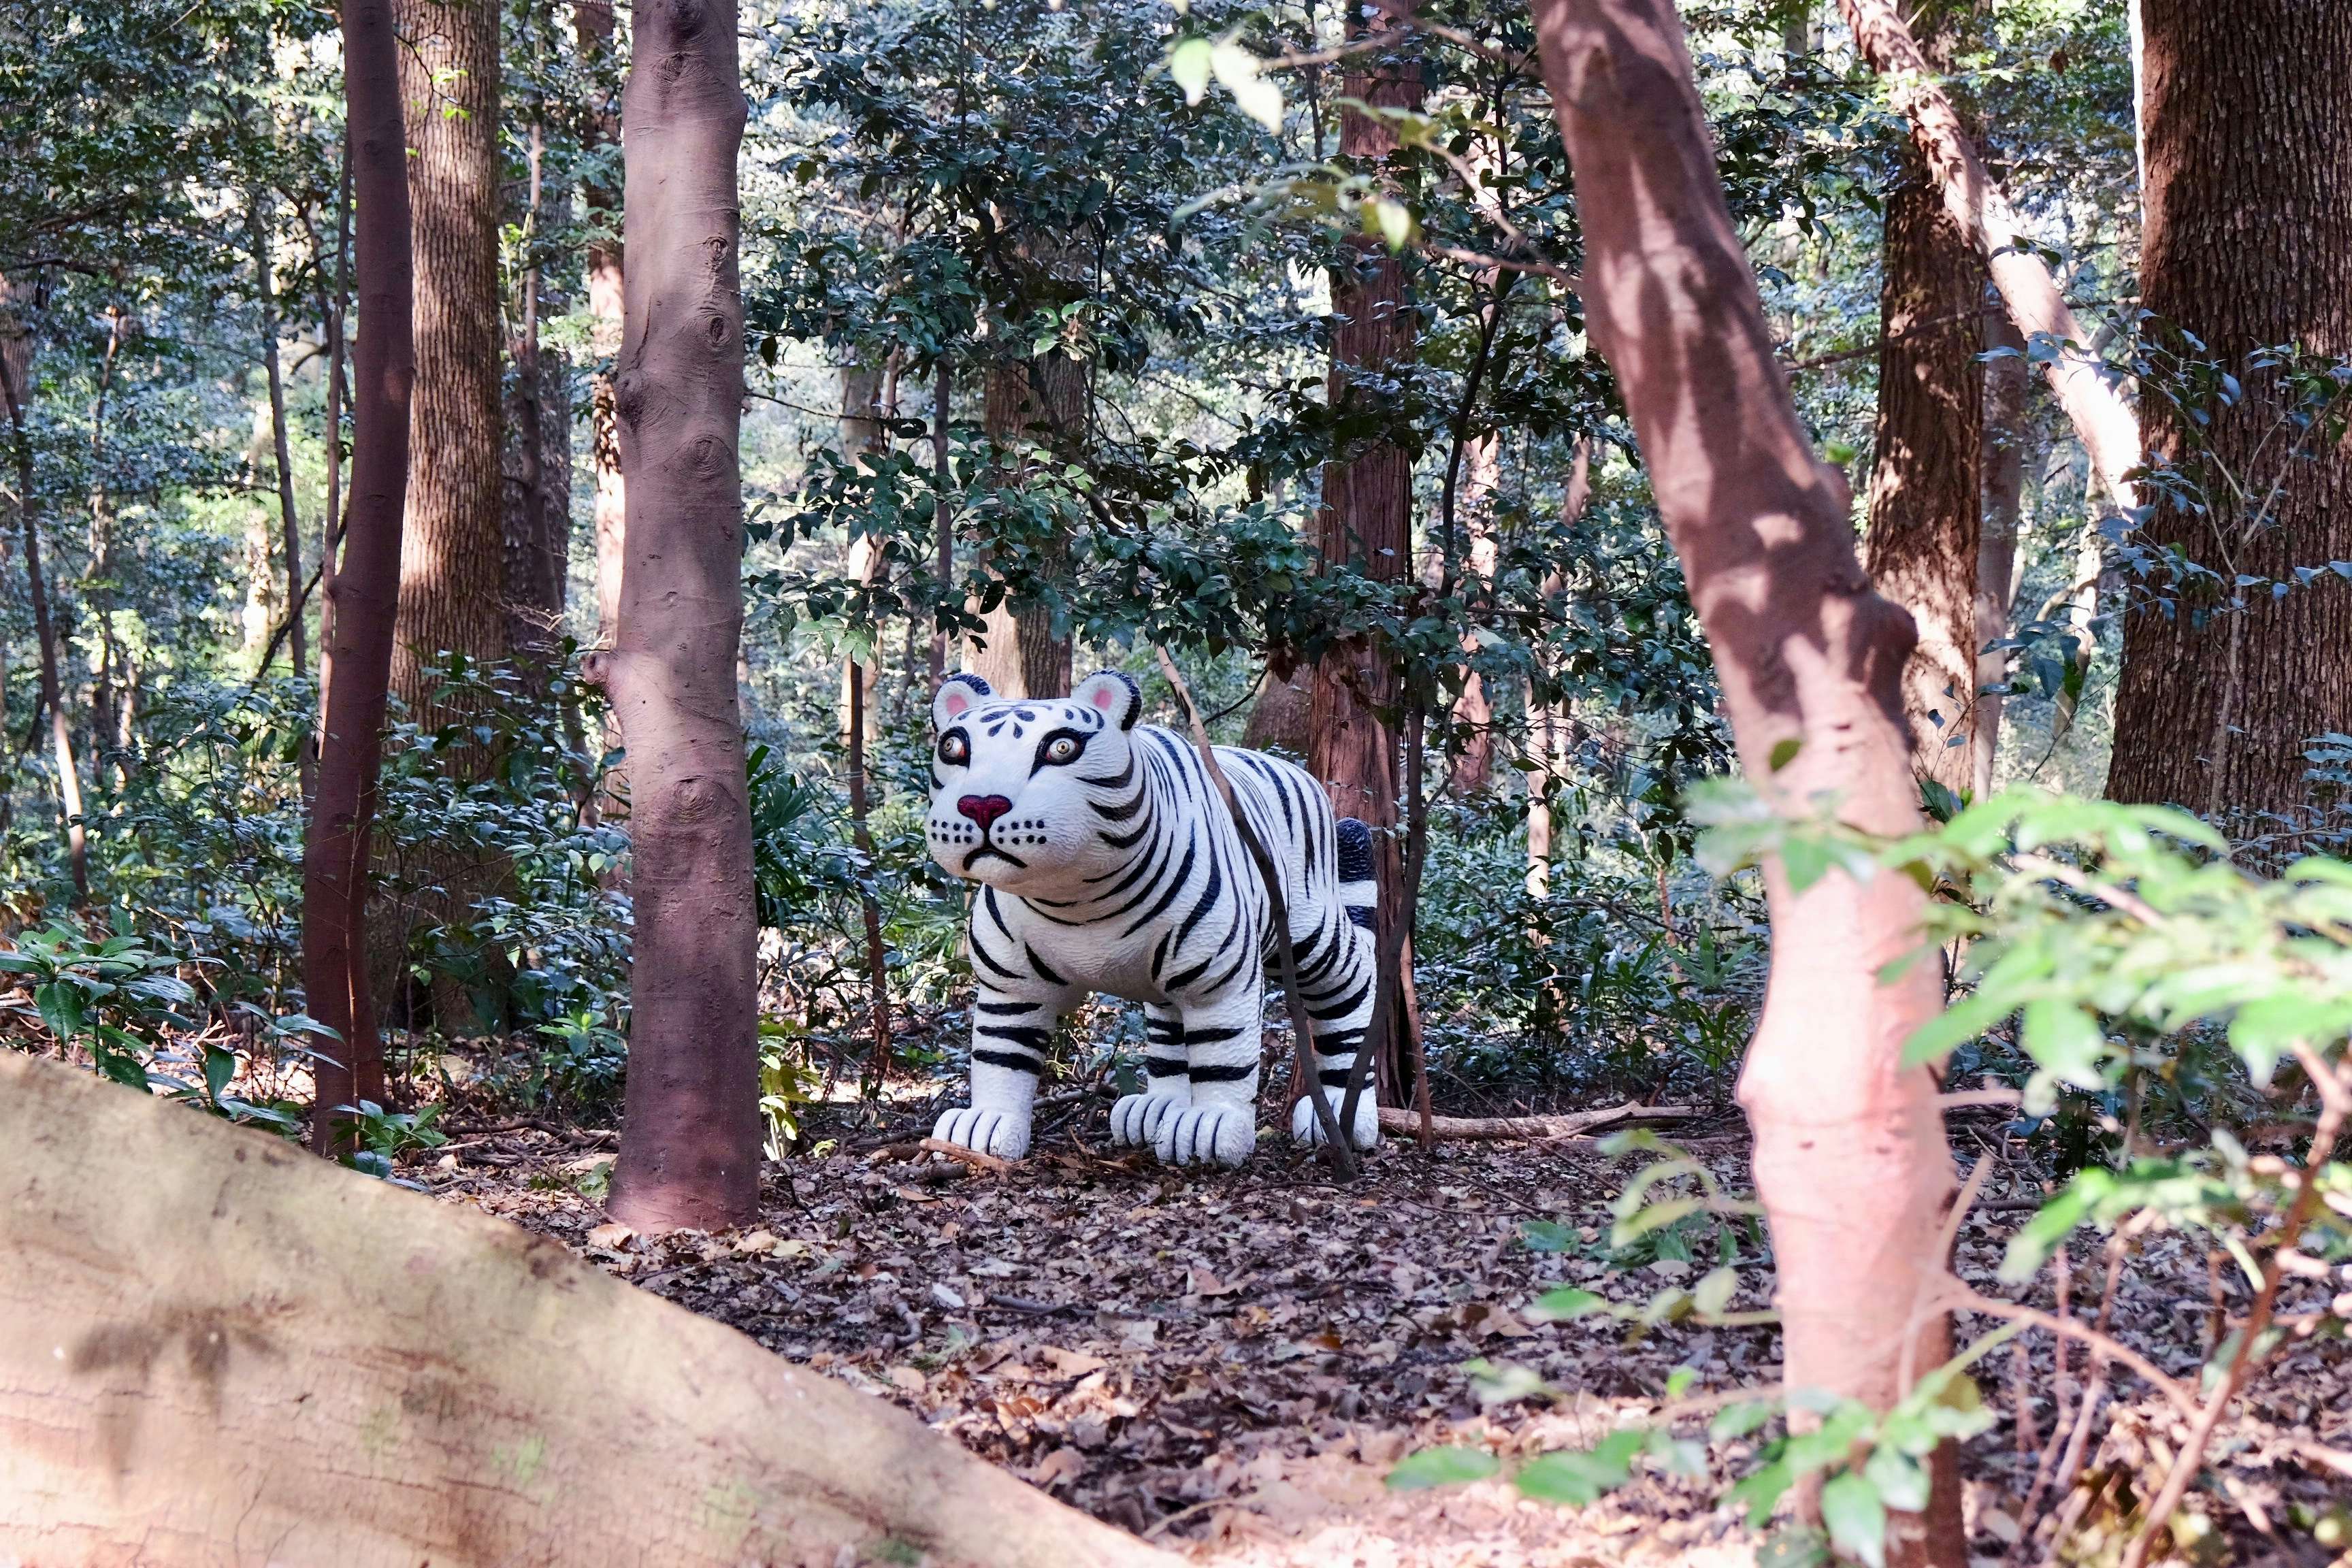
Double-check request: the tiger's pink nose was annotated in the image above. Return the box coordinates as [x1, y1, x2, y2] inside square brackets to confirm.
[957, 794, 1013, 831]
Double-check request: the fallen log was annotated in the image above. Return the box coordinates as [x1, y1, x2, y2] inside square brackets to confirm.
[1377, 1100, 1701, 1141]
[0, 1054, 1174, 1568]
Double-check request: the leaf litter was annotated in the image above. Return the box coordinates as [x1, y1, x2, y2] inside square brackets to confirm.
[430, 1107, 2351, 1566]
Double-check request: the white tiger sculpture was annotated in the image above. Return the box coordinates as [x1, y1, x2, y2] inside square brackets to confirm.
[923, 669, 1383, 1166]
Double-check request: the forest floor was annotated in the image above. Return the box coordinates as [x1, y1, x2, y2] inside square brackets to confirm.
[425, 1091, 2352, 1568]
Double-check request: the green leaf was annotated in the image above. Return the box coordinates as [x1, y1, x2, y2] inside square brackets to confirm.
[1209, 39, 1283, 133]
[2021, 999, 2109, 1090]
[1820, 1473, 1887, 1568]
[1710, 1399, 1778, 1441]
[1520, 1219, 1575, 1253]
[1781, 834, 1832, 892]
[1370, 197, 1416, 252]
[1387, 1446, 1499, 1491]
[1768, 736, 1803, 772]
[1530, 1286, 1605, 1320]
[1728, 1457, 1797, 1526]
[1861, 1445, 1928, 1512]
[1515, 1429, 1643, 1505]
[1693, 1266, 1738, 1317]
[1167, 36, 1212, 103]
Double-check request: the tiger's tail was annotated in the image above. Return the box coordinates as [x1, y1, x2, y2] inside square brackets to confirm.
[1334, 817, 1378, 932]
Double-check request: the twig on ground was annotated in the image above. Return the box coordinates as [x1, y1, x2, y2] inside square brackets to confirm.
[1371, 1101, 1697, 1141]
[920, 1137, 1011, 1175]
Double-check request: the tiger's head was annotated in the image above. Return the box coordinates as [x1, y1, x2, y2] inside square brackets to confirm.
[926, 670, 1147, 896]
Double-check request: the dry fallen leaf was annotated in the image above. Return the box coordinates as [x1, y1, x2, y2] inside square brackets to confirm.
[585, 1221, 634, 1251]
[1028, 1446, 1088, 1488]
[1042, 1345, 1108, 1377]
[887, 1365, 928, 1394]
[733, 1228, 779, 1254]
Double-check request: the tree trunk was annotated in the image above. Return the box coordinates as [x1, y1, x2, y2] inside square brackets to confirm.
[1973, 312, 2029, 798]
[577, 0, 627, 653]
[307, 0, 414, 1153]
[391, 0, 506, 715]
[250, 198, 308, 680]
[504, 122, 572, 666]
[968, 353, 1081, 700]
[838, 364, 886, 749]
[1838, 0, 2139, 516]
[604, 0, 763, 1234]
[1446, 431, 1501, 792]
[929, 359, 953, 688]
[0, 329, 91, 905]
[0, 1054, 1178, 1568]
[2104, 3, 2352, 827]
[1861, 6, 1985, 798]
[1309, 5, 1420, 1098]
[1529, 5, 1963, 1564]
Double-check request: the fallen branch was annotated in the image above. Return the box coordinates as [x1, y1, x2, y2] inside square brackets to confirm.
[1375, 1100, 1698, 1141]
[921, 1136, 1013, 1174]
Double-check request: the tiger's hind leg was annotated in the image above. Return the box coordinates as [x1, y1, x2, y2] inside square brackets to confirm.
[1111, 1002, 1192, 1148]
[1289, 817, 1381, 1152]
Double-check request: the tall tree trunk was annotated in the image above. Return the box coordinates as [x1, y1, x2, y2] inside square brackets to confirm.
[307, 0, 415, 1153]
[1530, 5, 1963, 1565]
[967, 352, 1081, 700]
[1309, 1, 1420, 1099]
[1838, 0, 2138, 517]
[838, 363, 885, 750]
[0, 353, 90, 905]
[2104, 3, 2352, 826]
[391, 0, 506, 715]
[578, 0, 625, 652]
[504, 122, 572, 666]
[604, 0, 762, 1232]
[1446, 431, 1501, 792]
[1861, 5, 1985, 799]
[1972, 312, 2029, 798]
[250, 198, 308, 680]
[928, 359, 952, 689]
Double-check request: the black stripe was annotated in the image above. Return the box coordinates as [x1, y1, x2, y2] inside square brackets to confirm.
[1183, 1024, 1246, 1045]
[1118, 836, 1198, 938]
[1307, 977, 1371, 1021]
[972, 1050, 1042, 1074]
[1170, 838, 1225, 953]
[977, 1000, 1041, 1015]
[969, 928, 1024, 981]
[1347, 905, 1376, 929]
[1318, 1067, 1355, 1088]
[1144, 1057, 1190, 1079]
[979, 1026, 1054, 1050]
[1090, 788, 1146, 822]
[1024, 945, 1069, 987]
[1189, 1062, 1256, 1084]
[1078, 756, 1135, 790]
[1164, 912, 1243, 992]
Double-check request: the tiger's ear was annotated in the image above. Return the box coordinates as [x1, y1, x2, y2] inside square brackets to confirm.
[1072, 670, 1142, 732]
[933, 672, 992, 730]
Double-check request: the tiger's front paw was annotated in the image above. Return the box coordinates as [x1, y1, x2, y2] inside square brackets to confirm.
[1110, 1092, 1186, 1148]
[932, 1105, 1032, 1160]
[1292, 1090, 1380, 1152]
[1154, 1103, 1257, 1168]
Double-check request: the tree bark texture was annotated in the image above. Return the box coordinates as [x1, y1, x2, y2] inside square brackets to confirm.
[1838, 0, 2139, 516]
[0, 1054, 1179, 1568]
[1307, 22, 1418, 829]
[967, 353, 1082, 700]
[307, 0, 415, 1151]
[1973, 311, 2029, 798]
[1530, 4, 1963, 1563]
[577, 0, 627, 652]
[1862, 6, 1985, 798]
[604, 0, 764, 1233]
[391, 0, 507, 717]
[2104, 2, 2352, 825]
[839, 364, 886, 748]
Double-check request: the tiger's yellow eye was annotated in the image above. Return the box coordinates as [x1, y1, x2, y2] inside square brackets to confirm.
[939, 733, 968, 765]
[1047, 736, 1079, 764]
